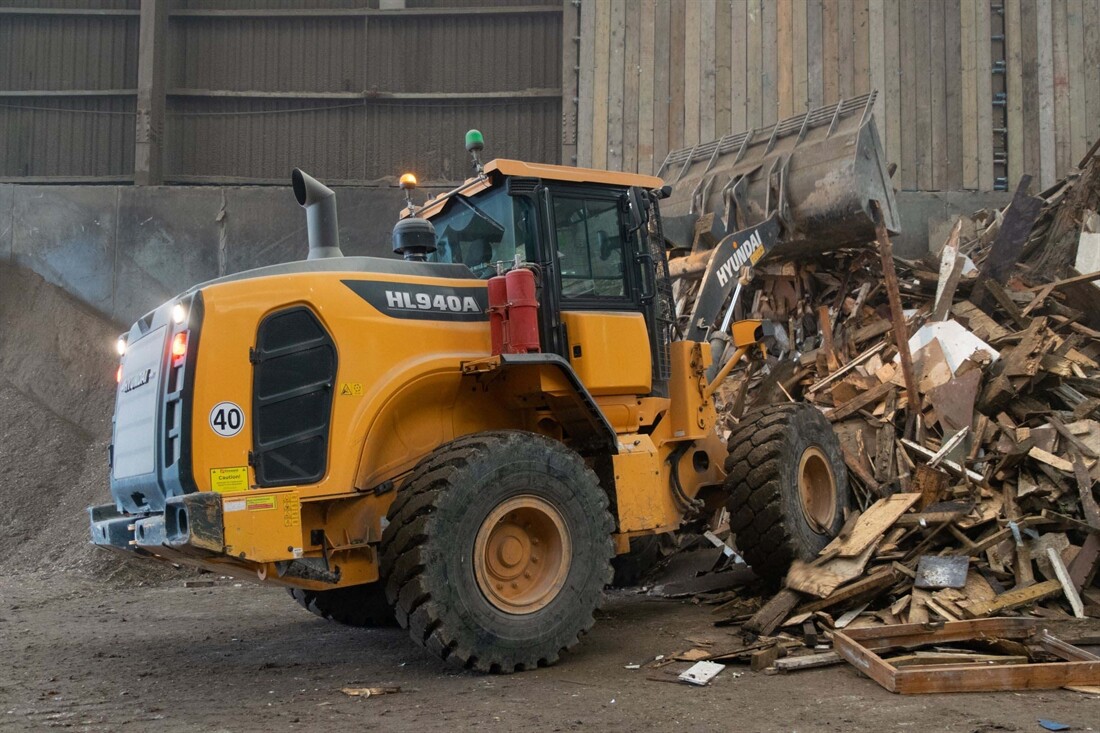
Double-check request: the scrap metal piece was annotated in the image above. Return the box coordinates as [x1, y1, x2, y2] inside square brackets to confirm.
[914, 555, 969, 589]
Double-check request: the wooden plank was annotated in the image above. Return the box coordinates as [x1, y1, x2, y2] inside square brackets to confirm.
[777, 0, 794, 118]
[591, 0, 611, 169]
[1066, 0, 1086, 164]
[975, 0, 994, 189]
[791, 0, 808, 113]
[1020, 0, 1042, 180]
[1052, 0, 1070, 176]
[1048, 547, 1086, 618]
[1036, 0, 1057, 189]
[698, 0, 717, 142]
[774, 651, 844, 672]
[1086, 0, 1100, 164]
[868, 0, 886, 151]
[731, 0, 748, 131]
[852, 0, 869, 97]
[835, 0, 853, 97]
[898, 0, 917, 189]
[746, 0, 764, 127]
[682, 0, 700, 147]
[561, 0, 580, 166]
[894, 659, 1100, 694]
[606, 0, 626, 170]
[962, 579, 1062, 618]
[761, 0, 778, 123]
[828, 380, 896, 422]
[651, 0, 670, 169]
[750, 643, 783, 671]
[636, 0, 656, 174]
[798, 566, 900, 614]
[1004, 0, 1024, 185]
[576, 0, 597, 167]
[821, 0, 839, 104]
[822, 493, 921, 557]
[787, 541, 880, 598]
[806, 0, 824, 108]
[622, 1, 641, 172]
[883, 0, 901, 176]
[943, 0, 963, 190]
[667, 0, 686, 152]
[913, 2, 932, 189]
[714, 0, 732, 137]
[744, 587, 802, 636]
[930, 0, 949, 188]
[960, 0, 978, 189]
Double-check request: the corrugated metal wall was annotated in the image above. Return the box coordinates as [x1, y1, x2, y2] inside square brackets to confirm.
[573, 0, 1100, 192]
[0, 1, 563, 183]
[0, 5, 139, 179]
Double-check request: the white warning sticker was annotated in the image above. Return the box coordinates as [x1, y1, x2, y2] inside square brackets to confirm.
[209, 401, 244, 437]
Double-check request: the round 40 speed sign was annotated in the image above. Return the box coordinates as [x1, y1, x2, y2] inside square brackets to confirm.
[209, 401, 245, 437]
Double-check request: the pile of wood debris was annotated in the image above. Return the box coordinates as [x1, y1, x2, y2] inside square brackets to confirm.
[659, 141, 1100, 691]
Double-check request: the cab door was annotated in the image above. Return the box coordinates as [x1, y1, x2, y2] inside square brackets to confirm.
[545, 188, 652, 397]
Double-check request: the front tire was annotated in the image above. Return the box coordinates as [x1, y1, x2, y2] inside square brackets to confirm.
[724, 403, 848, 583]
[380, 431, 614, 673]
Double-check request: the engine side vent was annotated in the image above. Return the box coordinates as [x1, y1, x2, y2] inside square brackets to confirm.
[251, 307, 337, 487]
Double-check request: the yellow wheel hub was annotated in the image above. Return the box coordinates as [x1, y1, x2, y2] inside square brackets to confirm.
[473, 495, 571, 615]
[797, 446, 837, 534]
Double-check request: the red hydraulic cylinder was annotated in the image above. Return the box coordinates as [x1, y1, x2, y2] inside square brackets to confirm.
[487, 274, 508, 356]
[504, 267, 540, 353]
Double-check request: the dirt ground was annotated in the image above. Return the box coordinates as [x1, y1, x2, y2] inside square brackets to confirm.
[1, 569, 1096, 733]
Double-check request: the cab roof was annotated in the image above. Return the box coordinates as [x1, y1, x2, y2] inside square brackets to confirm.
[407, 159, 664, 219]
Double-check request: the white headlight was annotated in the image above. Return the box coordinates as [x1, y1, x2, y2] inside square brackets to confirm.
[116, 336, 127, 356]
[171, 303, 187, 325]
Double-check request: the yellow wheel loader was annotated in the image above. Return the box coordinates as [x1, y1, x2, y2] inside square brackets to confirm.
[90, 94, 899, 672]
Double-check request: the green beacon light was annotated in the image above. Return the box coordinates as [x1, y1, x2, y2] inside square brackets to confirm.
[465, 129, 485, 176]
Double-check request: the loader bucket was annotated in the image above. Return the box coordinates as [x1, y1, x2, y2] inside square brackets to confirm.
[657, 92, 899, 261]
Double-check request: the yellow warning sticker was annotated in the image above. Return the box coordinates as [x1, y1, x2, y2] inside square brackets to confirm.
[245, 496, 277, 511]
[339, 382, 364, 396]
[210, 466, 249, 494]
[282, 495, 301, 528]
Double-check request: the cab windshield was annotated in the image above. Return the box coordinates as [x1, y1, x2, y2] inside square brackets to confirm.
[426, 186, 534, 278]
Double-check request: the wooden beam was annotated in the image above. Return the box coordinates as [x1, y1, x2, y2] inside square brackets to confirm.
[873, 201, 918, 439]
[134, 0, 169, 187]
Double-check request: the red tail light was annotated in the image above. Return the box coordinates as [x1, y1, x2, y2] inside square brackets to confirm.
[171, 332, 188, 361]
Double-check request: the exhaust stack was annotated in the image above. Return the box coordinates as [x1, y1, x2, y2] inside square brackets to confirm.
[292, 168, 343, 260]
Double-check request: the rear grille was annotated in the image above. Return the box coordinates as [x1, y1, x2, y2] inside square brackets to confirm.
[251, 307, 337, 487]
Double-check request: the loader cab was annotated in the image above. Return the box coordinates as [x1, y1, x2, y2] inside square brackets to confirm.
[409, 158, 671, 397]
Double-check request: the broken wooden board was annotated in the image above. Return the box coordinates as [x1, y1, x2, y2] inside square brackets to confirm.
[787, 541, 880, 598]
[773, 651, 843, 672]
[961, 579, 1063, 618]
[821, 493, 920, 558]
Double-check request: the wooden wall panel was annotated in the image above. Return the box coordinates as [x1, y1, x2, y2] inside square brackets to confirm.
[574, 0, 1098, 192]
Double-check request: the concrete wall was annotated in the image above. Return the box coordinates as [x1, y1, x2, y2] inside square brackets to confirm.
[0, 183, 1011, 325]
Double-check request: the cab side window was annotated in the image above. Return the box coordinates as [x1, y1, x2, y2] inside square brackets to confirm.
[553, 196, 627, 299]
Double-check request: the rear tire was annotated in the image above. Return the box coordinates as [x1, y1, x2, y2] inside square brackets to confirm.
[724, 403, 848, 583]
[287, 582, 395, 627]
[380, 431, 614, 673]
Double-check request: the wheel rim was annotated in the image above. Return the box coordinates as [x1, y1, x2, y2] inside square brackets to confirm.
[473, 495, 571, 615]
[797, 446, 837, 534]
